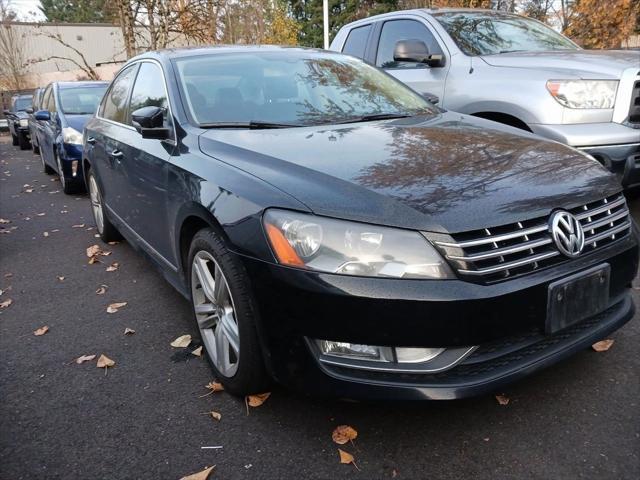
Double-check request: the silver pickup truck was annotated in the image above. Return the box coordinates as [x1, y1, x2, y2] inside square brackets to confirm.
[331, 8, 640, 187]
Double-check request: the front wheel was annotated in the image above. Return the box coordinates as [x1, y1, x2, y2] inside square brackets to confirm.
[18, 133, 30, 150]
[188, 229, 270, 396]
[88, 170, 121, 242]
[11, 133, 18, 146]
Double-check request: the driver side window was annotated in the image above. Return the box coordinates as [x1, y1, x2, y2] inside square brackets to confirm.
[128, 62, 172, 132]
[376, 19, 443, 69]
[101, 64, 137, 124]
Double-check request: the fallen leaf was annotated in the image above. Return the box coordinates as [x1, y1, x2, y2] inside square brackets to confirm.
[332, 425, 358, 445]
[36, 212, 45, 216]
[95, 285, 108, 295]
[107, 302, 127, 314]
[171, 334, 192, 348]
[0, 218, 10, 224]
[4, 273, 12, 278]
[52, 229, 59, 233]
[96, 354, 115, 368]
[205, 381, 224, 393]
[72, 224, 85, 228]
[57, 276, 65, 281]
[106, 262, 119, 272]
[124, 327, 136, 335]
[33, 326, 49, 336]
[247, 392, 271, 407]
[86, 244, 101, 257]
[107, 241, 119, 245]
[495, 394, 510, 406]
[43, 231, 49, 237]
[191, 346, 203, 357]
[179, 466, 215, 480]
[24, 188, 33, 193]
[207, 411, 222, 421]
[0, 299, 12, 308]
[75, 354, 96, 364]
[592, 339, 614, 352]
[338, 449, 359, 469]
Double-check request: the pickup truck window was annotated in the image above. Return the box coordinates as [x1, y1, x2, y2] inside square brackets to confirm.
[433, 12, 578, 56]
[376, 19, 443, 69]
[343, 24, 371, 59]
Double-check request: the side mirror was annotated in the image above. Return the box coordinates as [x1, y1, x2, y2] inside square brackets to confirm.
[26, 108, 34, 114]
[131, 106, 169, 139]
[35, 110, 50, 121]
[422, 92, 440, 105]
[393, 39, 445, 68]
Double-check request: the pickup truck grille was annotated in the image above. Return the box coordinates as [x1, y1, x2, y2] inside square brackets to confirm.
[629, 76, 640, 124]
[433, 193, 632, 284]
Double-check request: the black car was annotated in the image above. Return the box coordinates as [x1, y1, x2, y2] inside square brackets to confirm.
[82, 46, 638, 400]
[4, 94, 33, 150]
[28, 87, 44, 154]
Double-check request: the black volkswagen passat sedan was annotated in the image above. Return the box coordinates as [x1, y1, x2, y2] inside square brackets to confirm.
[83, 46, 638, 400]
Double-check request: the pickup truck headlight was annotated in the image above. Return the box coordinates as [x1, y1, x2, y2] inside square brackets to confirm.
[546, 80, 618, 109]
[19, 119, 28, 127]
[62, 127, 82, 145]
[263, 209, 454, 279]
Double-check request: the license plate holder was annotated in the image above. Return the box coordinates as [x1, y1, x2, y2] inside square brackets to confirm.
[546, 264, 610, 334]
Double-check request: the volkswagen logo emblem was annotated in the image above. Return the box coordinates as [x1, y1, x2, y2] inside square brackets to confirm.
[549, 210, 584, 258]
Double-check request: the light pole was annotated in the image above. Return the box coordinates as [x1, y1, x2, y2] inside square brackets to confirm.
[323, 0, 329, 49]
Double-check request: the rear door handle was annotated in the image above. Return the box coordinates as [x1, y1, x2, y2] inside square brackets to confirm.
[110, 149, 123, 160]
[86, 136, 96, 145]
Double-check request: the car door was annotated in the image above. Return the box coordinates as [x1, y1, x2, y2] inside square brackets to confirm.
[90, 64, 139, 221]
[373, 18, 450, 102]
[40, 85, 59, 168]
[35, 85, 52, 152]
[117, 60, 176, 262]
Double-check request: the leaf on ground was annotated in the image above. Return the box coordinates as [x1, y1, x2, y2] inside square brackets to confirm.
[338, 449, 359, 469]
[592, 339, 614, 352]
[124, 327, 136, 335]
[0, 218, 10, 224]
[86, 244, 101, 257]
[107, 241, 119, 245]
[96, 354, 115, 368]
[495, 394, 510, 406]
[170, 334, 192, 348]
[246, 392, 271, 408]
[205, 381, 224, 393]
[43, 231, 49, 237]
[0, 299, 12, 308]
[33, 326, 49, 336]
[179, 466, 215, 480]
[107, 302, 127, 314]
[207, 411, 222, 421]
[191, 346, 203, 357]
[75, 354, 96, 364]
[3, 273, 12, 278]
[36, 212, 45, 216]
[72, 224, 85, 228]
[95, 285, 108, 295]
[24, 188, 33, 193]
[332, 425, 358, 445]
[106, 262, 119, 272]
[57, 276, 65, 281]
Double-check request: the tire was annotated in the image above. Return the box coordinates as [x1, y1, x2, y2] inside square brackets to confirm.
[188, 228, 270, 396]
[87, 169, 122, 242]
[40, 149, 55, 174]
[18, 132, 30, 150]
[11, 133, 18, 146]
[32, 139, 40, 155]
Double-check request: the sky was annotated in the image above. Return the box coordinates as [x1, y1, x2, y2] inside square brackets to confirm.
[5, 0, 45, 20]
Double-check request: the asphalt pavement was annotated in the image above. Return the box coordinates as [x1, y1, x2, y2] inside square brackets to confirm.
[1, 135, 639, 480]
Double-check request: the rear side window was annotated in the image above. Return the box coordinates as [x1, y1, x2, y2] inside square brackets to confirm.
[129, 62, 172, 129]
[342, 24, 372, 59]
[376, 19, 443, 69]
[101, 65, 137, 124]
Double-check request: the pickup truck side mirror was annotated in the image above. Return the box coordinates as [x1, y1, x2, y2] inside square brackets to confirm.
[393, 39, 445, 68]
[131, 106, 169, 140]
[422, 93, 440, 105]
[35, 110, 50, 121]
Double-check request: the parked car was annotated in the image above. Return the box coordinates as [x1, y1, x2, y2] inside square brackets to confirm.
[0, 118, 8, 132]
[34, 81, 108, 194]
[331, 9, 640, 188]
[4, 94, 33, 150]
[83, 46, 637, 400]
[27, 87, 44, 154]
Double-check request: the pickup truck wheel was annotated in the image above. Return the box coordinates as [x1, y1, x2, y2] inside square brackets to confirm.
[18, 133, 30, 150]
[88, 170, 121, 242]
[11, 133, 18, 146]
[188, 228, 270, 396]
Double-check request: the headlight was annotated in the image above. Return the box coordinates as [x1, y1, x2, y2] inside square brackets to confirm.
[62, 127, 83, 145]
[19, 119, 28, 127]
[546, 80, 618, 109]
[263, 209, 454, 279]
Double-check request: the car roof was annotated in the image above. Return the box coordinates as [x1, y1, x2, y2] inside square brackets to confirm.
[56, 81, 109, 89]
[130, 44, 329, 62]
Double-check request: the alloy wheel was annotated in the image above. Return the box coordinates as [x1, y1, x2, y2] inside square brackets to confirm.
[191, 250, 240, 377]
[88, 175, 104, 234]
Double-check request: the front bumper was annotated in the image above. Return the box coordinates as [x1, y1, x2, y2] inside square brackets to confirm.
[57, 142, 83, 181]
[240, 234, 638, 400]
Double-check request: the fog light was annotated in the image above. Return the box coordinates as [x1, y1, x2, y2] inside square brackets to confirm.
[317, 340, 393, 362]
[71, 160, 78, 177]
[395, 347, 445, 363]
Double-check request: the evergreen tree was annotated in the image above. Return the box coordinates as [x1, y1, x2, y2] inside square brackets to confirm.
[39, 0, 116, 23]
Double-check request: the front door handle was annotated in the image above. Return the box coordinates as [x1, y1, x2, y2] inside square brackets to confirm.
[86, 136, 96, 145]
[110, 149, 123, 160]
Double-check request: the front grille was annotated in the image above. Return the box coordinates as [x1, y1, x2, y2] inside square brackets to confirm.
[628, 75, 640, 125]
[433, 193, 631, 284]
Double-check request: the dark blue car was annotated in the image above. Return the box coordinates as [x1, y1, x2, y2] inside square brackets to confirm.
[34, 81, 108, 194]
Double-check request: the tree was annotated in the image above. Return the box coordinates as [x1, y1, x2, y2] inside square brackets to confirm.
[564, 0, 636, 49]
[30, 30, 99, 79]
[39, 0, 116, 23]
[265, 1, 301, 45]
[0, 0, 26, 91]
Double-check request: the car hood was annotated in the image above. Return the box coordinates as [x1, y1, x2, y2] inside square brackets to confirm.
[199, 112, 620, 234]
[65, 114, 93, 132]
[13, 111, 29, 119]
[480, 49, 640, 79]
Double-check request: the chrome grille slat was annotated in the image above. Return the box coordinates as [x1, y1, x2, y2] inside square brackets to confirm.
[432, 194, 631, 284]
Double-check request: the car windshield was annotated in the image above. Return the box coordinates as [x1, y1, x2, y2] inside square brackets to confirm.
[433, 12, 579, 56]
[15, 97, 32, 111]
[59, 86, 108, 115]
[173, 51, 436, 127]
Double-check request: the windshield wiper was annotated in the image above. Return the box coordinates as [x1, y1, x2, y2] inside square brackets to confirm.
[199, 121, 302, 129]
[334, 113, 413, 124]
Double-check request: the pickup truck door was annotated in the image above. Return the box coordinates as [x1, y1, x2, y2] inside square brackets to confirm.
[373, 18, 449, 104]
